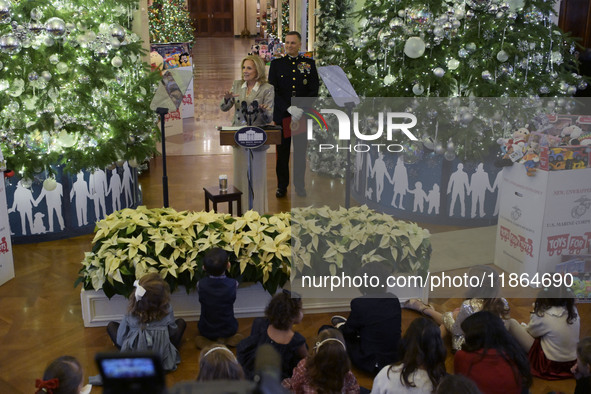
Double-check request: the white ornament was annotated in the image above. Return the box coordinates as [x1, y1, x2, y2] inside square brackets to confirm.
[433, 67, 445, 77]
[57, 130, 77, 147]
[496, 50, 509, 62]
[111, 56, 123, 68]
[43, 178, 57, 191]
[447, 59, 460, 70]
[404, 37, 426, 59]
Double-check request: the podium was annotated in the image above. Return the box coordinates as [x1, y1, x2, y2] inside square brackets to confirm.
[218, 126, 282, 212]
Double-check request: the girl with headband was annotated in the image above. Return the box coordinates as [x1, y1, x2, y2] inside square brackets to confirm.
[106, 273, 186, 371]
[282, 328, 360, 393]
[197, 344, 244, 381]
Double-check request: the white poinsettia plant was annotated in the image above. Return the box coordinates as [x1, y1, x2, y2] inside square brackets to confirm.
[76, 206, 292, 298]
[76, 205, 431, 298]
[291, 205, 432, 278]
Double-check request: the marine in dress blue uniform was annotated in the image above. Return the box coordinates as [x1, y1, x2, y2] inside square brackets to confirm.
[268, 31, 319, 197]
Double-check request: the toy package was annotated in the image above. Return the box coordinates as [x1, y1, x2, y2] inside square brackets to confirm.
[497, 114, 591, 175]
[150, 43, 192, 71]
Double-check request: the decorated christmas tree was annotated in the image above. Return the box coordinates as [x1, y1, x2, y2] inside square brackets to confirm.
[315, 0, 354, 69]
[316, 0, 587, 159]
[280, 0, 289, 41]
[148, 0, 195, 44]
[0, 0, 159, 179]
[307, 0, 354, 177]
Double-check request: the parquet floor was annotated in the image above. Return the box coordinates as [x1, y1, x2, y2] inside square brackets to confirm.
[0, 37, 589, 393]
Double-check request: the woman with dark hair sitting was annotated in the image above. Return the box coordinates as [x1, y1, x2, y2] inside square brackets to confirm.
[455, 311, 532, 394]
[283, 328, 360, 393]
[371, 317, 447, 393]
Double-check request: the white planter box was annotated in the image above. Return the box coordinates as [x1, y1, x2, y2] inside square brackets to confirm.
[81, 281, 427, 327]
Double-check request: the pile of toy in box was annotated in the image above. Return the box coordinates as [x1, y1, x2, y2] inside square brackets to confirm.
[496, 114, 591, 176]
[556, 255, 591, 302]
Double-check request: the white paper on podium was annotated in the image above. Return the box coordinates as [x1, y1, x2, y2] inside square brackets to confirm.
[0, 150, 15, 287]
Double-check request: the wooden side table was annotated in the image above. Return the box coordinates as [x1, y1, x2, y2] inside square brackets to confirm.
[203, 185, 243, 216]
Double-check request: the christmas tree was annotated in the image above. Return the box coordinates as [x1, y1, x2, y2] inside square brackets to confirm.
[307, 0, 354, 177]
[281, 0, 289, 41]
[315, 0, 354, 69]
[317, 0, 587, 159]
[149, 0, 195, 44]
[0, 0, 159, 179]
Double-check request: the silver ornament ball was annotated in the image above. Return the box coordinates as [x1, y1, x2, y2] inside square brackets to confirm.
[95, 45, 109, 58]
[30, 7, 43, 21]
[0, 34, 21, 54]
[110, 24, 126, 42]
[496, 50, 509, 62]
[45, 17, 66, 38]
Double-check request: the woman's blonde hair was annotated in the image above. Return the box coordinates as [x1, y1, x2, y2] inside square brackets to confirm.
[241, 55, 267, 84]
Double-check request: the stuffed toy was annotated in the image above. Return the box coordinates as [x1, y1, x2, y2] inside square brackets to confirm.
[560, 125, 583, 145]
[150, 51, 163, 72]
[519, 142, 540, 176]
[495, 126, 530, 167]
[179, 52, 191, 67]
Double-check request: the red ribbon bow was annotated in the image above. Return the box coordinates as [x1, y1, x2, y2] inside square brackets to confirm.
[35, 378, 59, 393]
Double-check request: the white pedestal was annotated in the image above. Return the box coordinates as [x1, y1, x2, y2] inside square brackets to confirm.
[81, 281, 427, 327]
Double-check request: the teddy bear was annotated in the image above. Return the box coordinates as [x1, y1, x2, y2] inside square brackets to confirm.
[150, 50, 163, 72]
[495, 126, 530, 167]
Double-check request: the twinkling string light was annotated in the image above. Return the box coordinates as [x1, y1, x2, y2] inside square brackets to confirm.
[0, 0, 160, 179]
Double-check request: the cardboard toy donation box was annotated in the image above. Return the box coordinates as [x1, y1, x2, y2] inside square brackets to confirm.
[494, 164, 591, 277]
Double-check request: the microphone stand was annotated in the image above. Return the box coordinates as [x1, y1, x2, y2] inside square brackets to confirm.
[156, 107, 169, 208]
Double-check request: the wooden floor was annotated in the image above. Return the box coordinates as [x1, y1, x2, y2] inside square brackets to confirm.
[0, 37, 589, 393]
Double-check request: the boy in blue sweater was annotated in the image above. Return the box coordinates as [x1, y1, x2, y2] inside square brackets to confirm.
[195, 248, 241, 348]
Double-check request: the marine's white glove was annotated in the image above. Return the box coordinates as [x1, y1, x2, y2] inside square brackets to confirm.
[287, 106, 304, 121]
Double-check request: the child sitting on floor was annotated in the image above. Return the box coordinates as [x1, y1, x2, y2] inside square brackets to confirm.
[454, 311, 532, 393]
[330, 261, 401, 374]
[196, 248, 241, 348]
[107, 273, 186, 371]
[371, 317, 447, 393]
[404, 265, 510, 352]
[35, 356, 86, 394]
[507, 284, 579, 380]
[282, 328, 360, 393]
[197, 344, 244, 381]
[237, 290, 307, 380]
